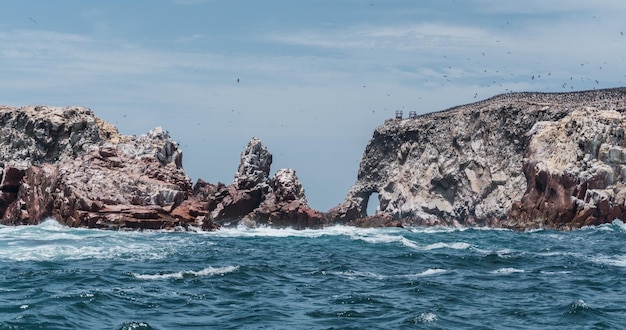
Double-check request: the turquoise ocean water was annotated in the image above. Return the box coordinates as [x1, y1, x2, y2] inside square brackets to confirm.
[1, 219, 626, 329]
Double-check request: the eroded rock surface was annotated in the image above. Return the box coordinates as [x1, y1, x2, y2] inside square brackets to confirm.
[507, 107, 626, 229]
[330, 88, 626, 229]
[0, 105, 195, 229]
[0, 106, 323, 230]
[0, 105, 321, 230]
[207, 139, 324, 229]
[246, 168, 324, 229]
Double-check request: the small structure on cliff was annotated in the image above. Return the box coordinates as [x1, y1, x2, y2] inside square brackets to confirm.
[395, 110, 403, 120]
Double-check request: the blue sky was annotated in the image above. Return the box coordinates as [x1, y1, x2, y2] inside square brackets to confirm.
[1, 1, 625, 210]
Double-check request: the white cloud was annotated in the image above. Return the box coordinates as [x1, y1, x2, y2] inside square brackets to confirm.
[267, 23, 496, 51]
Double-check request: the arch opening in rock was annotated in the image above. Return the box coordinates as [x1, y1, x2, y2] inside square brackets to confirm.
[366, 192, 380, 216]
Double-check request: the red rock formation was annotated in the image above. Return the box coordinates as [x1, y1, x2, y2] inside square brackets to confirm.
[206, 141, 325, 229]
[2, 131, 198, 230]
[0, 166, 26, 218]
[247, 168, 325, 229]
[0, 106, 205, 230]
[348, 213, 403, 228]
[507, 107, 626, 229]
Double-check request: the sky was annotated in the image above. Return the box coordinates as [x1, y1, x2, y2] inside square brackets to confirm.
[1, 1, 625, 211]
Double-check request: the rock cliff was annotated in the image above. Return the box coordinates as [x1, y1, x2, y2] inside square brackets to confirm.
[205, 138, 324, 229]
[5, 88, 626, 231]
[0, 105, 194, 229]
[0, 105, 321, 230]
[329, 88, 626, 230]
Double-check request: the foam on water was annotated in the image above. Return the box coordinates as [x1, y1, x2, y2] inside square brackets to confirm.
[611, 219, 626, 233]
[417, 311, 438, 323]
[422, 242, 471, 250]
[491, 267, 525, 274]
[329, 268, 450, 280]
[592, 254, 626, 267]
[415, 268, 449, 277]
[132, 266, 240, 280]
[329, 270, 388, 280]
[2, 218, 626, 328]
[0, 219, 200, 261]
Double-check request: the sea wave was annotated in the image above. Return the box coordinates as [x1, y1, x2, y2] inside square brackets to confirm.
[0, 219, 201, 261]
[131, 265, 240, 280]
[491, 267, 525, 274]
[592, 254, 626, 267]
[328, 268, 449, 280]
[422, 242, 471, 250]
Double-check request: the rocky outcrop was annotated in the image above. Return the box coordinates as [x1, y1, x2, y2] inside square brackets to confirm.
[206, 139, 324, 229]
[245, 168, 325, 229]
[7, 88, 626, 231]
[0, 105, 196, 229]
[0, 105, 320, 230]
[330, 88, 626, 230]
[207, 138, 273, 222]
[507, 107, 626, 229]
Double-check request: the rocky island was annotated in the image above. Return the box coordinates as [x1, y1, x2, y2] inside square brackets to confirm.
[2, 87, 626, 230]
[330, 87, 626, 230]
[0, 105, 322, 230]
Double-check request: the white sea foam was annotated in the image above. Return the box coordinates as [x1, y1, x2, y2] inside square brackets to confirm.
[592, 254, 626, 267]
[0, 219, 213, 261]
[349, 233, 421, 249]
[132, 265, 239, 280]
[330, 268, 449, 280]
[540, 270, 572, 275]
[418, 268, 448, 276]
[205, 224, 383, 238]
[422, 242, 471, 250]
[416, 311, 438, 323]
[611, 219, 626, 232]
[331, 270, 387, 280]
[1, 243, 171, 262]
[491, 267, 525, 274]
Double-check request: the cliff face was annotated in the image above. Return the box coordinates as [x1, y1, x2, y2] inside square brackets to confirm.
[0, 105, 192, 229]
[507, 106, 626, 229]
[0, 106, 321, 230]
[330, 88, 626, 229]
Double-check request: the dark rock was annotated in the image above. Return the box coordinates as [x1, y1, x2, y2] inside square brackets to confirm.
[348, 213, 403, 228]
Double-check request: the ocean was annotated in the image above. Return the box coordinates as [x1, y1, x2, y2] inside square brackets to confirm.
[1, 220, 625, 329]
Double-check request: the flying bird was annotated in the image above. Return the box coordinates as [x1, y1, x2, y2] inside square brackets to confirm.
[28, 17, 37, 23]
